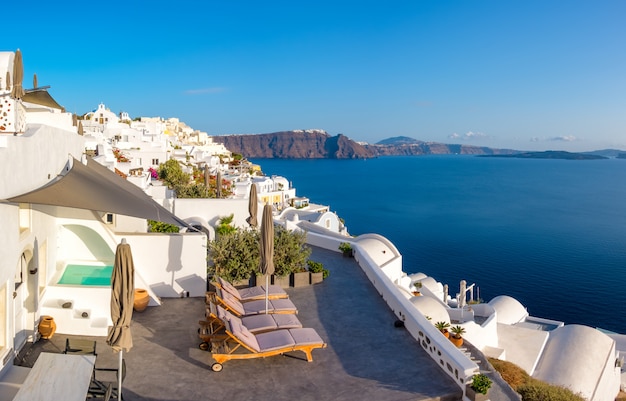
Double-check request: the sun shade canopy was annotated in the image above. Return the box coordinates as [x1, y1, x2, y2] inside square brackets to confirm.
[7, 157, 189, 227]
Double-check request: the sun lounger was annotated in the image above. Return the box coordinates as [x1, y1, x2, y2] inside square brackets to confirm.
[208, 287, 298, 317]
[209, 310, 326, 371]
[198, 303, 303, 349]
[213, 276, 288, 302]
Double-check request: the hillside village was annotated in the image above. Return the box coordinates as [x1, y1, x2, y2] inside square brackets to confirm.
[1, 50, 625, 401]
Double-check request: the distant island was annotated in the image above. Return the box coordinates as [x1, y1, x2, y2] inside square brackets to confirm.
[479, 151, 607, 160]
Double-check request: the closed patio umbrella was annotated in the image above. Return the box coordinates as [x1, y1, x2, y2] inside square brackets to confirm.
[11, 49, 24, 99]
[246, 183, 258, 228]
[259, 204, 275, 313]
[107, 239, 135, 399]
[216, 171, 222, 198]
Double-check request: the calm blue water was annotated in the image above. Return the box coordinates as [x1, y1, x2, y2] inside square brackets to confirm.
[58, 264, 113, 286]
[252, 156, 626, 334]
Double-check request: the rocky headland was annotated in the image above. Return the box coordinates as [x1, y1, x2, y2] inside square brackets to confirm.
[212, 131, 519, 159]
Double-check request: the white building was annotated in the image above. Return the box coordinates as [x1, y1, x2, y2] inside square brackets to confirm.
[0, 51, 207, 381]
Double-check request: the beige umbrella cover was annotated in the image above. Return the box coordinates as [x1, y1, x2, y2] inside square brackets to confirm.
[204, 166, 210, 188]
[11, 49, 24, 99]
[246, 183, 258, 228]
[78, 120, 84, 136]
[259, 204, 275, 313]
[216, 171, 222, 198]
[107, 241, 135, 398]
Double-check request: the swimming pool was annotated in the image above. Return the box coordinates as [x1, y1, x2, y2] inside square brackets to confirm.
[57, 264, 113, 286]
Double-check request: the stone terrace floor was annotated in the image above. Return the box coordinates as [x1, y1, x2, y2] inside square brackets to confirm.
[16, 246, 473, 401]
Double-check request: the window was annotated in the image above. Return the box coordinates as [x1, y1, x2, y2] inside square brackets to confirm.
[152, 158, 159, 165]
[325, 218, 331, 229]
[105, 213, 114, 224]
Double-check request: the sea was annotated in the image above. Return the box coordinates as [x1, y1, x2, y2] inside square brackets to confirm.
[251, 155, 626, 334]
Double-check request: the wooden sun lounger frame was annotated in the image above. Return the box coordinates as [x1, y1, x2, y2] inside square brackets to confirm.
[209, 321, 327, 372]
[206, 289, 298, 317]
[212, 276, 289, 301]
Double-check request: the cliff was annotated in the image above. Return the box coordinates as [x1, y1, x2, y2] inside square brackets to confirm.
[213, 130, 374, 159]
[212, 130, 518, 159]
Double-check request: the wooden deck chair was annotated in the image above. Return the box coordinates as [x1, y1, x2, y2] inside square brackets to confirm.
[199, 303, 302, 349]
[209, 312, 326, 371]
[209, 287, 298, 317]
[213, 276, 288, 302]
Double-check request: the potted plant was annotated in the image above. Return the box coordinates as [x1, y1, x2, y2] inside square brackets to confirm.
[291, 267, 310, 288]
[449, 325, 466, 347]
[338, 242, 353, 257]
[434, 321, 450, 338]
[413, 281, 422, 296]
[307, 260, 329, 284]
[466, 373, 492, 401]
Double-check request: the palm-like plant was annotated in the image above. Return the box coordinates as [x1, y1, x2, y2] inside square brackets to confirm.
[434, 321, 450, 332]
[434, 321, 450, 338]
[450, 325, 466, 339]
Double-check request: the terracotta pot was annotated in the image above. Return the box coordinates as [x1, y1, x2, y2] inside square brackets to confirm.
[134, 288, 149, 312]
[440, 330, 450, 339]
[450, 336, 463, 347]
[38, 316, 56, 339]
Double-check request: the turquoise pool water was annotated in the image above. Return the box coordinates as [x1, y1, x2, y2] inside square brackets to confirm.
[58, 264, 113, 286]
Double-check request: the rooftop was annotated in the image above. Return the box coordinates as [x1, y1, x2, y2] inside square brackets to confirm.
[16, 246, 463, 401]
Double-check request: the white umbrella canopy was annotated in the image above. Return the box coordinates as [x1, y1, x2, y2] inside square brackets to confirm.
[259, 204, 275, 313]
[107, 239, 135, 399]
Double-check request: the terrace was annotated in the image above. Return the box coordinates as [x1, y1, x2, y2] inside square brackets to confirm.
[14, 246, 463, 400]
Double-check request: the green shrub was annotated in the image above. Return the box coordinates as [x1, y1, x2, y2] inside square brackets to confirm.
[338, 242, 352, 253]
[470, 373, 492, 395]
[307, 260, 330, 279]
[517, 379, 585, 401]
[216, 214, 236, 236]
[209, 229, 259, 282]
[273, 226, 311, 277]
[148, 220, 180, 233]
[209, 226, 311, 281]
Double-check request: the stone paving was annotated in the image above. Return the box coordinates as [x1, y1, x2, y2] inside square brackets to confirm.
[15, 246, 519, 401]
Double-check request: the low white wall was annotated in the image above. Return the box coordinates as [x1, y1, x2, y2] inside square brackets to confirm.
[113, 232, 207, 299]
[302, 229, 479, 395]
[351, 242, 478, 392]
[55, 217, 207, 299]
[174, 198, 253, 239]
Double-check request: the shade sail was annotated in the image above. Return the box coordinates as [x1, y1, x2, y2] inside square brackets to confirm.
[7, 157, 189, 227]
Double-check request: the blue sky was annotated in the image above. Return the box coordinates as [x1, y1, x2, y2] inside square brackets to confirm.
[4, 1, 625, 151]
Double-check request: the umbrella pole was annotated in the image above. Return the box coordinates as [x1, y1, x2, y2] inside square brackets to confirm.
[265, 275, 269, 314]
[118, 351, 123, 400]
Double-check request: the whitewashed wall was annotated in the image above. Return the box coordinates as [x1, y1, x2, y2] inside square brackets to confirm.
[302, 230, 479, 398]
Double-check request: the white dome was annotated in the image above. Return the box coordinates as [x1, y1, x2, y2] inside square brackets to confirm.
[533, 324, 616, 400]
[410, 295, 450, 324]
[488, 295, 528, 324]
